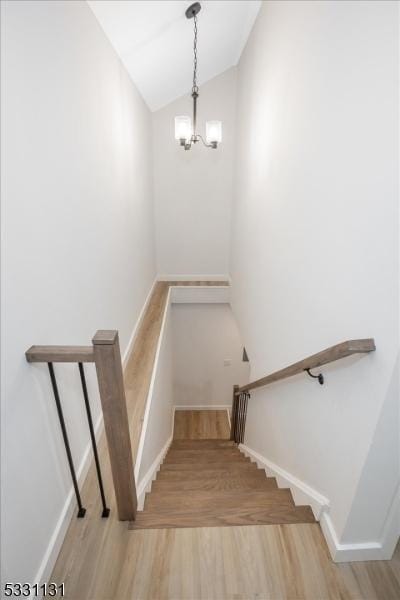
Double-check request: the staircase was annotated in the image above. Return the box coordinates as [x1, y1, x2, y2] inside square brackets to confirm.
[131, 439, 315, 529]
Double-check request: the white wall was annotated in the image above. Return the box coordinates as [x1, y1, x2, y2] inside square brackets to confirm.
[339, 354, 399, 545]
[153, 68, 236, 278]
[230, 0, 399, 556]
[172, 303, 249, 408]
[1, 0, 156, 584]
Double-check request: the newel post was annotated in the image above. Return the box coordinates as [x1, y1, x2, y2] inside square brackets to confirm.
[230, 385, 239, 441]
[92, 330, 137, 521]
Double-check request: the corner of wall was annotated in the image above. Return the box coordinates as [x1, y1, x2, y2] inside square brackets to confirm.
[320, 486, 399, 562]
[240, 442, 400, 563]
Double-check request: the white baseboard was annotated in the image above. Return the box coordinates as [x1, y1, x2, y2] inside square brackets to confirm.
[136, 435, 173, 511]
[174, 404, 231, 411]
[122, 277, 157, 367]
[33, 414, 104, 587]
[239, 444, 329, 521]
[320, 486, 400, 562]
[320, 514, 381, 562]
[157, 274, 230, 282]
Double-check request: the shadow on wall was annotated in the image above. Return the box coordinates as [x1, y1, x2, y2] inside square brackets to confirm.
[340, 353, 400, 550]
[172, 303, 250, 408]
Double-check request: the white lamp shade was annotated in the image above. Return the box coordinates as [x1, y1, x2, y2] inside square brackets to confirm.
[175, 115, 192, 141]
[206, 120, 222, 144]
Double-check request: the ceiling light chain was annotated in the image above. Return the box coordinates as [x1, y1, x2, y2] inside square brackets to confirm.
[192, 11, 198, 96]
[174, 2, 222, 151]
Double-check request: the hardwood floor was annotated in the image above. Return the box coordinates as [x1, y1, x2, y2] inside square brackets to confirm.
[116, 527, 400, 600]
[50, 283, 400, 599]
[52, 420, 400, 600]
[173, 409, 231, 439]
[55, 523, 400, 599]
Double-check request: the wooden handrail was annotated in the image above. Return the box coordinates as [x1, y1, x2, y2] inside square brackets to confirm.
[26, 346, 94, 363]
[25, 330, 137, 521]
[236, 338, 376, 395]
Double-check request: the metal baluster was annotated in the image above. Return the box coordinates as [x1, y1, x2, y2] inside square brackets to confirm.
[230, 385, 237, 441]
[237, 393, 242, 443]
[78, 363, 110, 518]
[246, 393, 249, 438]
[235, 394, 240, 443]
[48, 363, 86, 518]
[242, 393, 249, 443]
[240, 393, 245, 443]
[232, 393, 239, 442]
[238, 393, 243, 443]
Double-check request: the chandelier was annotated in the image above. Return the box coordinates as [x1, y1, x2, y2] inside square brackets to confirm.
[174, 2, 222, 150]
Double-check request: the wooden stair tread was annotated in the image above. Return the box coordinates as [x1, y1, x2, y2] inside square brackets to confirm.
[170, 439, 236, 449]
[131, 505, 315, 530]
[160, 461, 258, 471]
[156, 468, 267, 480]
[163, 454, 250, 463]
[145, 489, 294, 511]
[151, 476, 278, 492]
[137, 435, 316, 530]
[166, 448, 245, 458]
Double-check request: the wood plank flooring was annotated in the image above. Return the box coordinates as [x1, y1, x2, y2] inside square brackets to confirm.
[50, 284, 400, 599]
[51, 440, 400, 599]
[173, 409, 231, 439]
[55, 523, 400, 600]
[115, 527, 400, 600]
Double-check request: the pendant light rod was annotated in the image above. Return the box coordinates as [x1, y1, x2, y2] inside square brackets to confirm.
[174, 2, 222, 151]
[187, 3, 200, 141]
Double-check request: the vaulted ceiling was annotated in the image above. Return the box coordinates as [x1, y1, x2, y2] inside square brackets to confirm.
[88, 1, 261, 112]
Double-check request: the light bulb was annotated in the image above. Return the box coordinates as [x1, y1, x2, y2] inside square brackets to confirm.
[175, 116, 192, 141]
[206, 120, 222, 144]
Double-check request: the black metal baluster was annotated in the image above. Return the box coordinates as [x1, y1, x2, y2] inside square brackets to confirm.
[238, 393, 242, 443]
[243, 392, 250, 441]
[233, 395, 239, 442]
[235, 394, 240, 443]
[235, 395, 239, 444]
[78, 363, 110, 518]
[240, 393, 245, 443]
[230, 396, 234, 441]
[48, 363, 86, 518]
[242, 393, 249, 443]
[238, 393, 243, 443]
